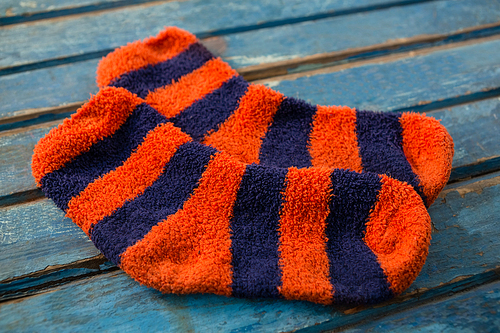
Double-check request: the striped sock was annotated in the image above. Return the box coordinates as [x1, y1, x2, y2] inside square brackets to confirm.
[96, 27, 454, 207]
[32, 87, 431, 305]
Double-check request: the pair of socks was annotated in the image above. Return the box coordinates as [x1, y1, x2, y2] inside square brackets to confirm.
[32, 27, 454, 305]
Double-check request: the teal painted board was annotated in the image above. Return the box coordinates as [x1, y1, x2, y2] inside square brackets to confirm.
[0, 0, 425, 19]
[219, 0, 500, 68]
[0, 0, 424, 69]
[407, 172, 500, 291]
[1, 85, 499, 200]
[0, 1, 160, 25]
[1, 170, 499, 331]
[0, 270, 338, 333]
[434, 97, 500, 170]
[0, 199, 100, 281]
[0, 123, 59, 197]
[0, 0, 120, 17]
[0, 60, 99, 120]
[3, 33, 500, 121]
[268, 37, 500, 112]
[344, 280, 500, 332]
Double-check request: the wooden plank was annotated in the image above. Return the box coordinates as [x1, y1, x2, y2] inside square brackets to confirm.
[0, 0, 427, 70]
[1, 171, 500, 331]
[0, 60, 98, 122]
[264, 36, 500, 112]
[0, 1, 162, 25]
[218, 0, 500, 69]
[1, 76, 499, 200]
[0, 0, 123, 18]
[343, 280, 500, 332]
[3, 29, 500, 123]
[0, 199, 100, 281]
[0, 122, 60, 198]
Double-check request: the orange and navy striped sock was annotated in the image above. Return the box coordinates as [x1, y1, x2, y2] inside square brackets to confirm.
[32, 87, 431, 305]
[96, 27, 454, 207]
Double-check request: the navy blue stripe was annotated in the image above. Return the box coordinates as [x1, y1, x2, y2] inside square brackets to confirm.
[91, 142, 217, 265]
[110, 42, 214, 98]
[356, 110, 425, 202]
[259, 97, 315, 168]
[230, 165, 286, 299]
[40, 104, 167, 211]
[170, 75, 249, 141]
[326, 169, 393, 305]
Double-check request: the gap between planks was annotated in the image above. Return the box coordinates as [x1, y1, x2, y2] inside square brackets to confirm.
[2, 3, 497, 77]
[0, 0, 178, 27]
[323, 268, 500, 333]
[0, 0, 436, 29]
[253, 33, 500, 85]
[2, 28, 500, 129]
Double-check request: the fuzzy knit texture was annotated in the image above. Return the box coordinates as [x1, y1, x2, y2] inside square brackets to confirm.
[96, 26, 454, 207]
[32, 87, 432, 305]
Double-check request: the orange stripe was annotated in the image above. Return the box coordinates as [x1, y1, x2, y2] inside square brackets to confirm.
[31, 87, 143, 185]
[145, 58, 238, 118]
[120, 151, 246, 296]
[278, 167, 333, 304]
[400, 112, 454, 206]
[364, 175, 431, 295]
[66, 123, 191, 235]
[202, 84, 283, 164]
[309, 105, 363, 172]
[96, 27, 197, 87]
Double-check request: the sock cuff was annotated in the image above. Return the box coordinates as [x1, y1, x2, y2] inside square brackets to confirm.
[96, 26, 198, 87]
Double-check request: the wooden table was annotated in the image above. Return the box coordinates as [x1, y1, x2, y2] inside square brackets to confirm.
[1, 0, 500, 331]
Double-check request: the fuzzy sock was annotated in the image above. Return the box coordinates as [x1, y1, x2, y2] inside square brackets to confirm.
[96, 27, 454, 207]
[32, 87, 431, 305]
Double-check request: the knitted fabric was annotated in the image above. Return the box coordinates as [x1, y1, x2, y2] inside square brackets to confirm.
[32, 87, 432, 305]
[96, 27, 454, 207]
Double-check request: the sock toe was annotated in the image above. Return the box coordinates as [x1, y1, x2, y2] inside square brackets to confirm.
[399, 112, 454, 207]
[364, 174, 432, 296]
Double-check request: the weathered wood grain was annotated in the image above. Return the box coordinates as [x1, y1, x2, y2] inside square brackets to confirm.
[0, 122, 60, 198]
[264, 37, 500, 112]
[217, 0, 500, 69]
[1, 0, 124, 18]
[0, 0, 435, 20]
[0, 0, 163, 25]
[1, 171, 500, 331]
[3, 31, 500, 123]
[0, 199, 100, 281]
[0, 0, 434, 69]
[343, 279, 500, 332]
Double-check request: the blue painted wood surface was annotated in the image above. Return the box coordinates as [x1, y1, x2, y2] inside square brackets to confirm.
[0, 0, 430, 19]
[0, 0, 121, 17]
[1, 0, 500, 331]
[0, 199, 100, 281]
[0, 123, 59, 197]
[2, 0, 500, 118]
[0, 0, 431, 69]
[219, 0, 500, 68]
[267, 37, 500, 112]
[3, 34, 500, 122]
[1, 170, 500, 331]
[344, 280, 500, 332]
